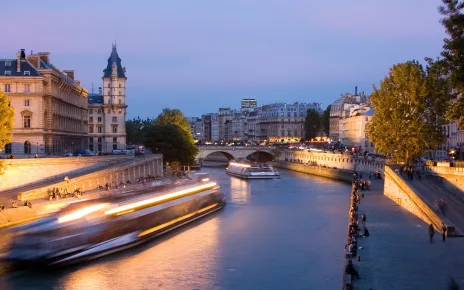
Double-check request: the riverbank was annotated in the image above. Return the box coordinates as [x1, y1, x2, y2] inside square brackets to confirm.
[272, 161, 353, 183]
[352, 180, 464, 289]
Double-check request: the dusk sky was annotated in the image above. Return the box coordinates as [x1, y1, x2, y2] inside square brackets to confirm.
[2, 0, 446, 118]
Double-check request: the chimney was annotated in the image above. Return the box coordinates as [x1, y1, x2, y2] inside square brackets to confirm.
[64, 70, 75, 80]
[16, 51, 21, 72]
[355, 85, 358, 95]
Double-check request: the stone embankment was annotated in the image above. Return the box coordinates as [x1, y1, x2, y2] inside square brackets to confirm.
[17, 154, 163, 201]
[0, 156, 133, 193]
[425, 161, 464, 194]
[275, 149, 385, 174]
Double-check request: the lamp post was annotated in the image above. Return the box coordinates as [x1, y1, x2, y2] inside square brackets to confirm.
[36, 143, 38, 155]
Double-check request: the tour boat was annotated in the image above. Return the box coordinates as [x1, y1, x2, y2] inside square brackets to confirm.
[226, 161, 280, 179]
[4, 174, 225, 267]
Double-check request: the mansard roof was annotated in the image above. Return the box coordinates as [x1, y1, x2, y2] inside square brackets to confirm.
[0, 59, 41, 77]
[103, 44, 126, 78]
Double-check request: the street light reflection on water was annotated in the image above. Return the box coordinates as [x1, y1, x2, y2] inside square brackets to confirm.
[0, 167, 351, 290]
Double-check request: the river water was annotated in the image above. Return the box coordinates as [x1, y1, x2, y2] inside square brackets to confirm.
[0, 167, 351, 290]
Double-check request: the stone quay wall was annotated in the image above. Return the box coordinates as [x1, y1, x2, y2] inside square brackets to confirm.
[425, 163, 464, 194]
[18, 155, 164, 201]
[0, 156, 133, 192]
[271, 161, 353, 183]
[276, 150, 385, 175]
[384, 166, 444, 231]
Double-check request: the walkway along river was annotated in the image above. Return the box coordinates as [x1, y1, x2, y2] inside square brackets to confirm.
[0, 167, 352, 290]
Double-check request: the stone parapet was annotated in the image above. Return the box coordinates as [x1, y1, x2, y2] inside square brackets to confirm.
[272, 161, 353, 183]
[18, 155, 164, 201]
[276, 150, 385, 175]
[425, 165, 464, 194]
[384, 166, 444, 231]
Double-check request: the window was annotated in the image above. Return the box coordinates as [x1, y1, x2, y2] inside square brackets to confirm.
[89, 109, 93, 114]
[4, 143, 11, 154]
[89, 125, 94, 133]
[113, 137, 117, 142]
[5, 61, 11, 66]
[112, 116, 117, 123]
[24, 71, 30, 76]
[89, 117, 93, 122]
[4, 71, 11, 76]
[24, 141, 31, 154]
[98, 126, 102, 133]
[112, 126, 118, 133]
[24, 84, 30, 93]
[23, 115, 31, 128]
[97, 117, 102, 122]
[118, 99, 121, 104]
[108, 83, 110, 88]
[4, 84, 11, 92]
[97, 109, 102, 114]
[24, 99, 30, 107]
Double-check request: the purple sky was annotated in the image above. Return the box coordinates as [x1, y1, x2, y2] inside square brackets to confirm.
[2, 0, 446, 118]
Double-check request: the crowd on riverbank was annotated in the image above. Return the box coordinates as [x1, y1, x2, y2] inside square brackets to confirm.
[343, 172, 372, 290]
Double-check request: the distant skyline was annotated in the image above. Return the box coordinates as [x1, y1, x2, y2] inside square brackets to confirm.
[1, 0, 447, 118]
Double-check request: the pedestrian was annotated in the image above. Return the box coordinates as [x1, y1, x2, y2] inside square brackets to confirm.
[442, 223, 447, 242]
[362, 214, 366, 225]
[428, 223, 435, 243]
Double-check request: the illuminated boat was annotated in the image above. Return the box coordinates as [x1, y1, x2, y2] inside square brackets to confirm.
[226, 161, 280, 179]
[5, 174, 225, 267]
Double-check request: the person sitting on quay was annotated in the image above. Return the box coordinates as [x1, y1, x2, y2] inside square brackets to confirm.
[344, 283, 354, 290]
[345, 259, 360, 279]
[363, 227, 370, 237]
[429, 223, 435, 243]
[362, 214, 367, 226]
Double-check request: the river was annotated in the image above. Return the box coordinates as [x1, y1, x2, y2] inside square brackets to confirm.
[0, 167, 351, 290]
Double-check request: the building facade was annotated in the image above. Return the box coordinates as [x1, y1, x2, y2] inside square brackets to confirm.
[258, 102, 323, 143]
[339, 106, 374, 153]
[241, 98, 257, 112]
[87, 45, 127, 154]
[0, 49, 88, 157]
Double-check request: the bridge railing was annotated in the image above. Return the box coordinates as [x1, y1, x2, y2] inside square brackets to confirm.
[196, 146, 274, 150]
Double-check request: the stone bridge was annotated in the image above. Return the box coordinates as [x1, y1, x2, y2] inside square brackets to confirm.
[196, 146, 276, 162]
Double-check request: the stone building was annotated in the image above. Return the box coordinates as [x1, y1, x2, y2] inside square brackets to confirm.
[0, 49, 88, 157]
[339, 106, 374, 153]
[257, 102, 322, 143]
[87, 44, 127, 154]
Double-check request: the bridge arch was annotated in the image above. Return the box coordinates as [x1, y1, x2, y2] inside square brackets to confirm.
[201, 151, 235, 162]
[245, 151, 275, 162]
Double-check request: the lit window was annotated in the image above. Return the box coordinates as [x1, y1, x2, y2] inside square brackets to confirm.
[24, 99, 30, 106]
[24, 84, 30, 93]
[23, 115, 31, 128]
[4, 70, 11, 76]
[4, 84, 11, 92]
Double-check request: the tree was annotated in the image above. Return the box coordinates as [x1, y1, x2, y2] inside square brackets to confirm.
[0, 91, 14, 174]
[126, 117, 154, 145]
[366, 60, 448, 164]
[322, 105, 331, 137]
[144, 124, 199, 165]
[155, 109, 192, 140]
[438, 0, 464, 128]
[304, 108, 322, 140]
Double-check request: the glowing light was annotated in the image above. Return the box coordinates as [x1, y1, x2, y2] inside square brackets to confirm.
[105, 182, 217, 216]
[229, 162, 251, 168]
[138, 203, 219, 237]
[58, 203, 107, 223]
[201, 178, 210, 182]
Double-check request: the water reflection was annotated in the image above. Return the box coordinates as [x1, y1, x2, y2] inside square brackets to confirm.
[229, 177, 251, 204]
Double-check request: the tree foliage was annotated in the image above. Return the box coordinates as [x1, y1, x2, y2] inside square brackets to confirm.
[366, 61, 448, 164]
[144, 124, 199, 165]
[125, 117, 154, 145]
[322, 105, 331, 136]
[0, 91, 14, 151]
[304, 108, 322, 140]
[438, 0, 464, 128]
[155, 109, 192, 140]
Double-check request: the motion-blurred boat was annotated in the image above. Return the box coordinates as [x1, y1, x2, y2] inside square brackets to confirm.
[5, 174, 225, 267]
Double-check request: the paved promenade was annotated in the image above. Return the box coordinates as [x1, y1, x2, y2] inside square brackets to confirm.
[352, 179, 464, 290]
